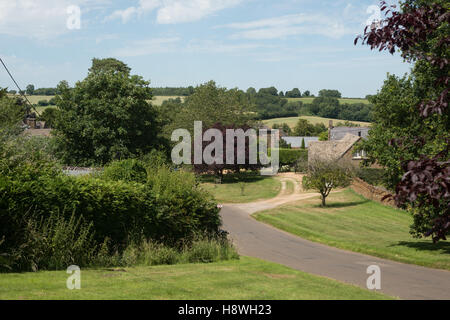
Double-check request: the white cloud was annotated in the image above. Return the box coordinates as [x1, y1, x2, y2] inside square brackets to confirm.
[106, 0, 243, 24]
[185, 40, 271, 54]
[113, 37, 180, 57]
[219, 13, 357, 40]
[0, 0, 109, 39]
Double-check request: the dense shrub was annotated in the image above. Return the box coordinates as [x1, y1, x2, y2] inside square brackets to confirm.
[0, 211, 96, 272]
[273, 148, 308, 167]
[357, 168, 386, 187]
[0, 163, 222, 267]
[38, 108, 60, 128]
[146, 166, 221, 243]
[139, 149, 170, 169]
[101, 159, 147, 183]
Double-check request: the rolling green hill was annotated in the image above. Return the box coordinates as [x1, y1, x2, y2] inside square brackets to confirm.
[263, 115, 371, 130]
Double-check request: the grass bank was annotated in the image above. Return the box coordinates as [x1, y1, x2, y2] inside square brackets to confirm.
[254, 189, 450, 270]
[0, 256, 392, 300]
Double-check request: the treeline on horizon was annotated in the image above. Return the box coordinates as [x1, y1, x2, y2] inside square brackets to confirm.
[160, 86, 373, 123]
[11, 84, 373, 123]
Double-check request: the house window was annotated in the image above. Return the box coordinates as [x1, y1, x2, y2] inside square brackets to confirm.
[353, 150, 367, 159]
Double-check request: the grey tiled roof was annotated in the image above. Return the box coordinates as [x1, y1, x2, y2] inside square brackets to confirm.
[281, 136, 319, 148]
[330, 127, 370, 141]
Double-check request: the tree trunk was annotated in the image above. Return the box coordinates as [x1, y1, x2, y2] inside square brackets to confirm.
[321, 194, 326, 207]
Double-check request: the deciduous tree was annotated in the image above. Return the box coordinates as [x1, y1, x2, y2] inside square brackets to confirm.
[356, 0, 449, 242]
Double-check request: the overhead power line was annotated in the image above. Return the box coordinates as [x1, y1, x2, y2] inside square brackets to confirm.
[0, 57, 41, 116]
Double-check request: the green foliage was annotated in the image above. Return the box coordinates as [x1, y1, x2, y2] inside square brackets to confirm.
[307, 96, 372, 122]
[319, 89, 342, 98]
[139, 149, 170, 169]
[0, 95, 24, 139]
[151, 86, 194, 96]
[89, 58, 131, 75]
[318, 131, 328, 141]
[182, 237, 239, 263]
[101, 159, 148, 184]
[285, 88, 302, 98]
[357, 72, 449, 190]
[356, 168, 386, 187]
[252, 88, 300, 119]
[163, 81, 255, 137]
[272, 122, 293, 135]
[303, 161, 353, 206]
[53, 59, 164, 166]
[147, 166, 221, 243]
[274, 148, 308, 167]
[0, 155, 221, 266]
[26, 84, 35, 95]
[38, 108, 59, 128]
[293, 119, 327, 136]
[0, 211, 96, 272]
[37, 100, 50, 106]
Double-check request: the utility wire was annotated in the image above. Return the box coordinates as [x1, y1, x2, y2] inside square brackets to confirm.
[0, 57, 41, 117]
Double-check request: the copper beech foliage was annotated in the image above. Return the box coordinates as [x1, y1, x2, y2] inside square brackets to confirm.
[356, 1, 449, 242]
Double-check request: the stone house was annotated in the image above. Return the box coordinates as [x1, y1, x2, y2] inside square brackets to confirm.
[308, 133, 366, 167]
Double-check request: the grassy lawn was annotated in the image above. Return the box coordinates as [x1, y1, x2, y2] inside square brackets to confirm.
[0, 256, 392, 300]
[200, 174, 281, 203]
[263, 116, 370, 130]
[286, 97, 369, 105]
[254, 189, 450, 270]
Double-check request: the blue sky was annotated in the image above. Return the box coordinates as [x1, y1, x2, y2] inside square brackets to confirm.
[0, 0, 411, 97]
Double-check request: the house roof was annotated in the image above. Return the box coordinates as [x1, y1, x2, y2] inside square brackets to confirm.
[308, 134, 361, 162]
[330, 127, 370, 141]
[281, 136, 319, 148]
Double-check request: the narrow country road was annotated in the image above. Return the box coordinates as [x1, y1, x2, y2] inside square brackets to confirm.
[219, 173, 450, 300]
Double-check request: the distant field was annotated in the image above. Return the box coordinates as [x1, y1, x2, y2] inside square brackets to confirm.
[263, 116, 371, 129]
[286, 97, 370, 105]
[24, 95, 54, 104]
[152, 96, 185, 106]
[7, 95, 184, 112]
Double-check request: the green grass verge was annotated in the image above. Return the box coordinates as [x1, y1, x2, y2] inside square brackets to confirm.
[201, 175, 281, 203]
[263, 116, 370, 130]
[0, 256, 392, 300]
[254, 189, 450, 270]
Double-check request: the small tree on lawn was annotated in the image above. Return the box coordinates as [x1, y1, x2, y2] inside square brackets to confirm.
[301, 138, 306, 149]
[303, 161, 353, 207]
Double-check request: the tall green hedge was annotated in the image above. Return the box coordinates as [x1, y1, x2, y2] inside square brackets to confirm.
[0, 168, 221, 253]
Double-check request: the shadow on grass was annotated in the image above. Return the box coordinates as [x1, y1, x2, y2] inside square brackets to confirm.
[391, 241, 450, 254]
[312, 200, 370, 209]
[199, 172, 268, 184]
